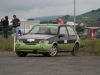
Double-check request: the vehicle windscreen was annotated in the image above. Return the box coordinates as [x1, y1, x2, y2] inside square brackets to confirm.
[28, 26, 58, 35]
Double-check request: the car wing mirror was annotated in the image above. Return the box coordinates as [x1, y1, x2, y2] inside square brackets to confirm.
[58, 34, 65, 38]
[23, 33, 27, 35]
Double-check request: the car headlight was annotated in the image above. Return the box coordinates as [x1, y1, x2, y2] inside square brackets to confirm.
[39, 40, 49, 44]
[40, 43, 45, 48]
[19, 39, 23, 42]
[16, 44, 20, 48]
[39, 41, 45, 48]
[39, 40, 49, 48]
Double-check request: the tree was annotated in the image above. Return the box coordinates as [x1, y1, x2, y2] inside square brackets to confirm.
[76, 25, 84, 32]
[97, 8, 100, 12]
[97, 18, 100, 21]
[62, 15, 70, 20]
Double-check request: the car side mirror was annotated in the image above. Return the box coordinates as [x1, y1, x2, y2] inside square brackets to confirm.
[58, 34, 65, 38]
[23, 33, 27, 35]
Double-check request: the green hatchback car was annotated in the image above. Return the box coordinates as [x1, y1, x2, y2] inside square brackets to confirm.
[15, 24, 80, 57]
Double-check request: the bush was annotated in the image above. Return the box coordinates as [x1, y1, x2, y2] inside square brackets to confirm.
[0, 36, 13, 51]
[76, 25, 84, 32]
[80, 39, 100, 56]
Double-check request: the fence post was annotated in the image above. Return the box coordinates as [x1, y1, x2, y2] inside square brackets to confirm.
[30, 25, 32, 29]
[24, 23, 26, 34]
[13, 33, 16, 52]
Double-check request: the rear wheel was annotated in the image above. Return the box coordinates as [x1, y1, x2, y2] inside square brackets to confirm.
[16, 51, 28, 57]
[47, 45, 58, 57]
[71, 44, 79, 56]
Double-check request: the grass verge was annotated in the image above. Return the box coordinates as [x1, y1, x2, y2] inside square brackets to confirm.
[0, 35, 100, 56]
[80, 39, 100, 56]
[0, 36, 13, 51]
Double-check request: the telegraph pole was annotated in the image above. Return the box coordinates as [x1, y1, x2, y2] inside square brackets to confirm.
[74, 0, 76, 30]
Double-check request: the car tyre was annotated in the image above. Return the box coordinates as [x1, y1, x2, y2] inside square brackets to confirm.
[16, 51, 28, 57]
[47, 45, 58, 57]
[71, 44, 79, 56]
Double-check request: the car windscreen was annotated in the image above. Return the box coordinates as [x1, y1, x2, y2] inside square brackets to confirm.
[28, 26, 58, 35]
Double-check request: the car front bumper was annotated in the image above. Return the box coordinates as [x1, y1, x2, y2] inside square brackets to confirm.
[15, 42, 52, 53]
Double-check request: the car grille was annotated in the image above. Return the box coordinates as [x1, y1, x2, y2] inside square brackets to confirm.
[21, 39, 41, 43]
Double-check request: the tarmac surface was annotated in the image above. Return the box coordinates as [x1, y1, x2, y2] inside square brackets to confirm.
[0, 52, 100, 75]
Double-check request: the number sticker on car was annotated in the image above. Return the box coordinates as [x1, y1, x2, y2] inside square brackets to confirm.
[64, 40, 67, 43]
[27, 39, 35, 42]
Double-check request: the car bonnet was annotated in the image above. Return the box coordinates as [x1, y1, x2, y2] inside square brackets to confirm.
[18, 34, 54, 40]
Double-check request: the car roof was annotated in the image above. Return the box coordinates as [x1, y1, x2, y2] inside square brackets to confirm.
[78, 27, 100, 32]
[85, 27, 100, 29]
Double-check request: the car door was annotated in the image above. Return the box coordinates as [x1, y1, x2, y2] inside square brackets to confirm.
[82, 28, 90, 39]
[77, 29, 84, 39]
[57, 26, 69, 51]
[78, 28, 89, 39]
[66, 26, 77, 51]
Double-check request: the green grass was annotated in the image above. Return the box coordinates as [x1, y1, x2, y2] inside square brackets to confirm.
[0, 36, 13, 51]
[0, 35, 100, 56]
[80, 39, 100, 56]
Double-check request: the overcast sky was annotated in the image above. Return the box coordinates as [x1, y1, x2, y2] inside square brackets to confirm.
[0, 0, 100, 19]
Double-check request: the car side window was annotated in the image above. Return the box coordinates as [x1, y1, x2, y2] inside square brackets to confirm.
[67, 27, 76, 35]
[59, 26, 68, 36]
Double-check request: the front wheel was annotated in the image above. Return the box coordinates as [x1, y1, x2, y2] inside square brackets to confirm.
[16, 51, 28, 57]
[71, 44, 79, 56]
[47, 45, 58, 57]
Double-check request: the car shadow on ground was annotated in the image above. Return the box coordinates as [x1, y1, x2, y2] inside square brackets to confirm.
[26, 52, 73, 57]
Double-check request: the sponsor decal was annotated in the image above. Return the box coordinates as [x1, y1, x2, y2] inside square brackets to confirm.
[64, 40, 67, 43]
[27, 39, 35, 42]
[34, 26, 58, 29]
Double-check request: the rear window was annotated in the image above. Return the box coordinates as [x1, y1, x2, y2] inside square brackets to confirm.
[94, 29, 100, 35]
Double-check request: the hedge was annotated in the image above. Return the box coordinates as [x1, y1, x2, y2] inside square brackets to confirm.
[0, 26, 13, 31]
[0, 23, 13, 35]
[0, 31, 13, 35]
